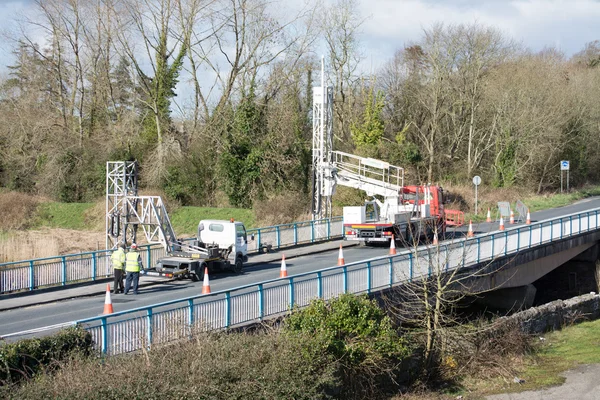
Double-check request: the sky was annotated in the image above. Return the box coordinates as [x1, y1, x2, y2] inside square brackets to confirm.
[355, 0, 600, 72]
[0, 0, 598, 101]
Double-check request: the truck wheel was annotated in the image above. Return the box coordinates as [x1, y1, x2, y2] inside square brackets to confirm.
[191, 263, 206, 282]
[191, 264, 200, 282]
[232, 257, 243, 274]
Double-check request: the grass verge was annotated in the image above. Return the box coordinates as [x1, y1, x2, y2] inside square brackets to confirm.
[454, 318, 600, 398]
[169, 206, 257, 236]
[32, 202, 96, 230]
[464, 184, 600, 222]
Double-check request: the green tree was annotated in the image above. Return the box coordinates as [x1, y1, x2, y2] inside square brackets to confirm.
[219, 86, 265, 208]
[350, 85, 386, 151]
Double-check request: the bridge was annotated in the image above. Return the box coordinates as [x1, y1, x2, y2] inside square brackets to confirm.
[2, 199, 600, 355]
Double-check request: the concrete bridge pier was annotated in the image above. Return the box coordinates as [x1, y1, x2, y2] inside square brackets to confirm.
[475, 284, 537, 311]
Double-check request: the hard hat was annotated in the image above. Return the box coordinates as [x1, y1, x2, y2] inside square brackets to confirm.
[131, 243, 137, 249]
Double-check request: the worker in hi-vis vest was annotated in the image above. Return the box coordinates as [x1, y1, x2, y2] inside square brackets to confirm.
[124, 243, 144, 295]
[111, 243, 126, 294]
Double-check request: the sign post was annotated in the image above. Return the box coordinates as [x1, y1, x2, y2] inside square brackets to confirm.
[560, 161, 570, 193]
[472, 175, 482, 215]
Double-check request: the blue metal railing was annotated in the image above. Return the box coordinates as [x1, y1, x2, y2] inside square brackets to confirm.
[73, 207, 600, 355]
[0, 216, 343, 295]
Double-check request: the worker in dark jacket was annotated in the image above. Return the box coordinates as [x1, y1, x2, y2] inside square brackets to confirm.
[124, 243, 143, 295]
[111, 243, 126, 294]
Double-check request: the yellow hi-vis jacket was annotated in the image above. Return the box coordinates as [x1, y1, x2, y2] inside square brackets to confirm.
[111, 248, 126, 270]
[125, 251, 141, 272]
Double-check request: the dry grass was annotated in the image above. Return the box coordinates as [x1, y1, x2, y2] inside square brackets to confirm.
[0, 192, 40, 231]
[0, 228, 105, 263]
[254, 193, 312, 226]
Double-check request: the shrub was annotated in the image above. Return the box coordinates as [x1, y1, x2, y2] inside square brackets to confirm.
[1, 331, 338, 400]
[0, 192, 39, 231]
[284, 293, 412, 399]
[0, 326, 94, 386]
[254, 192, 311, 226]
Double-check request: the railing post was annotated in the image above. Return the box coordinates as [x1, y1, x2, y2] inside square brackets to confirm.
[317, 272, 323, 299]
[92, 252, 97, 281]
[504, 232, 508, 256]
[293, 224, 298, 245]
[258, 284, 264, 318]
[29, 260, 35, 291]
[62, 256, 67, 286]
[476, 238, 481, 263]
[569, 215, 573, 236]
[327, 218, 331, 239]
[343, 266, 348, 293]
[517, 228, 520, 251]
[311, 221, 315, 243]
[388, 258, 393, 287]
[100, 317, 108, 355]
[276, 226, 281, 249]
[409, 253, 413, 281]
[146, 247, 151, 270]
[188, 299, 194, 327]
[491, 234, 495, 258]
[257, 229, 262, 252]
[225, 292, 231, 328]
[147, 308, 153, 349]
[366, 262, 371, 294]
[289, 278, 295, 309]
[529, 225, 533, 249]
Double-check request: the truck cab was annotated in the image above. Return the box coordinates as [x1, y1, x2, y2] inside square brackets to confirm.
[197, 219, 248, 264]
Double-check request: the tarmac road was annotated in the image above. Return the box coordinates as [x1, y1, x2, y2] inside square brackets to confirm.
[486, 363, 600, 400]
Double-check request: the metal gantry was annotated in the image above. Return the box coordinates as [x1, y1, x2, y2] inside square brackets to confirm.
[106, 161, 179, 252]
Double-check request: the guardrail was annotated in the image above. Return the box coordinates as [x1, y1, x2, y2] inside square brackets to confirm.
[0, 217, 343, 295]
[74, 208, 600, 355]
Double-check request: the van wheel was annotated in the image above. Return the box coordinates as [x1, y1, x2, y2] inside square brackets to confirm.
[233, 257, 243, 274]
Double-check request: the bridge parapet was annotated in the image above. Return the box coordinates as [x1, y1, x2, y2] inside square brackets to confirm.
[71, 207, 600, 355]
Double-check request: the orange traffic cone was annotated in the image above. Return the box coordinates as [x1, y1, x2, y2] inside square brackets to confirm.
[337, 244, 345, 266]
[509, 210, 515, 224]
[280, 254, 288, 278]
[499, 216, 505, 231]
[486, 208, 492, 223]
[467, 220, 474, 238]
[433, 232, 439, 245]
[526, 209, 531, 225]
[389, 235, 397, 255]
[201, 267, 211, 294]
[103, 284, 113, 314]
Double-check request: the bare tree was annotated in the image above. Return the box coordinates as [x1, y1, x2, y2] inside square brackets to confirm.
[323, 0, 365, 149]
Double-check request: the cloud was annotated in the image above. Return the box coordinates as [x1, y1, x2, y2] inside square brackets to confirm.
[357, 0, 600, 70]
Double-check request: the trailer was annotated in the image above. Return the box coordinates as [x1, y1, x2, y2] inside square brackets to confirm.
[343, 185, 447, 246]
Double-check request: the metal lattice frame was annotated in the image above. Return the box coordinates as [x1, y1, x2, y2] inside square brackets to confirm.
[106, 162, 185, 253]
[106, 161, 138, 250]
[312, 58, 334, 221]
